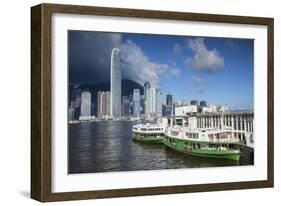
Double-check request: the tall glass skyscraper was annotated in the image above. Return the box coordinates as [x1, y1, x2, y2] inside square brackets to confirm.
[166, 93, 173, 106]
[80, 91, 91, 117]
[144, 82, 151, 100]
[110, 48, 121, 118]
[144, 82, 151, 114]
[133, 89, 141, 116]
[151, 88, 157, 113]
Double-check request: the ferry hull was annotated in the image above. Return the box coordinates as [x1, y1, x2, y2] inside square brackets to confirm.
[163, 136, 240, 161]
[132, 133, 164, 143]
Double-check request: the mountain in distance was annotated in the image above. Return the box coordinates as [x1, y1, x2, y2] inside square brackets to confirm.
[77, 78, 144, 97]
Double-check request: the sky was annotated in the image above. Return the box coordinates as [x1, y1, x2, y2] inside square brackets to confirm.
[68, 31, 254, 110]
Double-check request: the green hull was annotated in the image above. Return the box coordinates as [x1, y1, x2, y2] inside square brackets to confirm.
[163, 135, 240, 161]
[132, 133, 164, 143]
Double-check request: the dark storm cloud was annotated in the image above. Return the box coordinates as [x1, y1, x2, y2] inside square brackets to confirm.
[68, 31, 181, 87]
[68, 31, 121, 85]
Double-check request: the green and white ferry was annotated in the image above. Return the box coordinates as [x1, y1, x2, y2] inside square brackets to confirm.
[132, 123, 165, 143]
[163, 126, 241, 161]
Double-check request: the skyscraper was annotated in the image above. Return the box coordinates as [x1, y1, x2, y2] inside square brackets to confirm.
[156, 91, 163, 116]
[80, 91, 91, 117]
[163, 93, 173, 116]
[144, 82, 151, 100]
[200, 100, 207, 107]
[105, 91, 111, 116]
[68, 85, 74, 106]
[91, 103, 95, 116]
[129, 94, 133, 115]
[97, 91, 111, 118]
[145, 87, 158, 114]
[97, 91, 102, 118]
[133, 89, 141, 116]
[166, 93, 173, 106]
[190, 100, 199, 106]
[140, 95, 145, 114]
[145, 87, 152, 114]
[110, 48, 121, 118]
[151, 88, 157, 113]
[144, 82, 151, 114]
[68, 107, 75, 121]
[122, 96, 130, 117]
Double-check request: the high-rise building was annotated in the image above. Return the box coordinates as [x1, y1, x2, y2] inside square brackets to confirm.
[156, 91, 163, 116]
[74, 88, 82, 101]
[166, 93, 173, 106]
[105, 91, 111, 116]
[97, 91, 102, 118]
[73, 97, 81, 108]
[140, 95, 145, 114]
[163, 105, 173, 116]
[133, 89, 141, 116]
[122, 96, 130, 117]
[68, 107, 75, 121]
[80, 91, 91, 117]
[144, 82, 151, 100]
[68, 85, 74, 106]
[145, 88, 151, 114]
[190, 100, 198, 106]
[72, 88, 82, 119]
[145, 87, 158, 114]
[151, 88, 157, 113]
[91, 103, 95, 116]
[128, 94, 133, 115]
[144, 82, 151, 114]
[200, 100, 207, 107]
[110, 48, 121, 118]
[97, 91, 111, 118]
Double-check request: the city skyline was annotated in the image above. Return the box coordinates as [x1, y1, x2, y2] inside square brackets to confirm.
[69, 31, 253, 110]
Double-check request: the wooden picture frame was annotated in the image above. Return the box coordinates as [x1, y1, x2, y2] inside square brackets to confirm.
[31, 3, 274, 202]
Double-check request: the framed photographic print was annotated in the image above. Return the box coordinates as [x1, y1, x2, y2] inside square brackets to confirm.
[31, 3, 274, 202]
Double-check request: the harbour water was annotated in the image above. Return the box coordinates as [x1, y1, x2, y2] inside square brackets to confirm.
[68, 121, 253, 174]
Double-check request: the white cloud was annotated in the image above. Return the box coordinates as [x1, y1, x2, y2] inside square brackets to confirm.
[192, 75, 204, 84]
[120, 40, 181, 88]
[173, 43, 182, 53]
[169, 68, 181, 77]
[185, 38, 224, 72]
